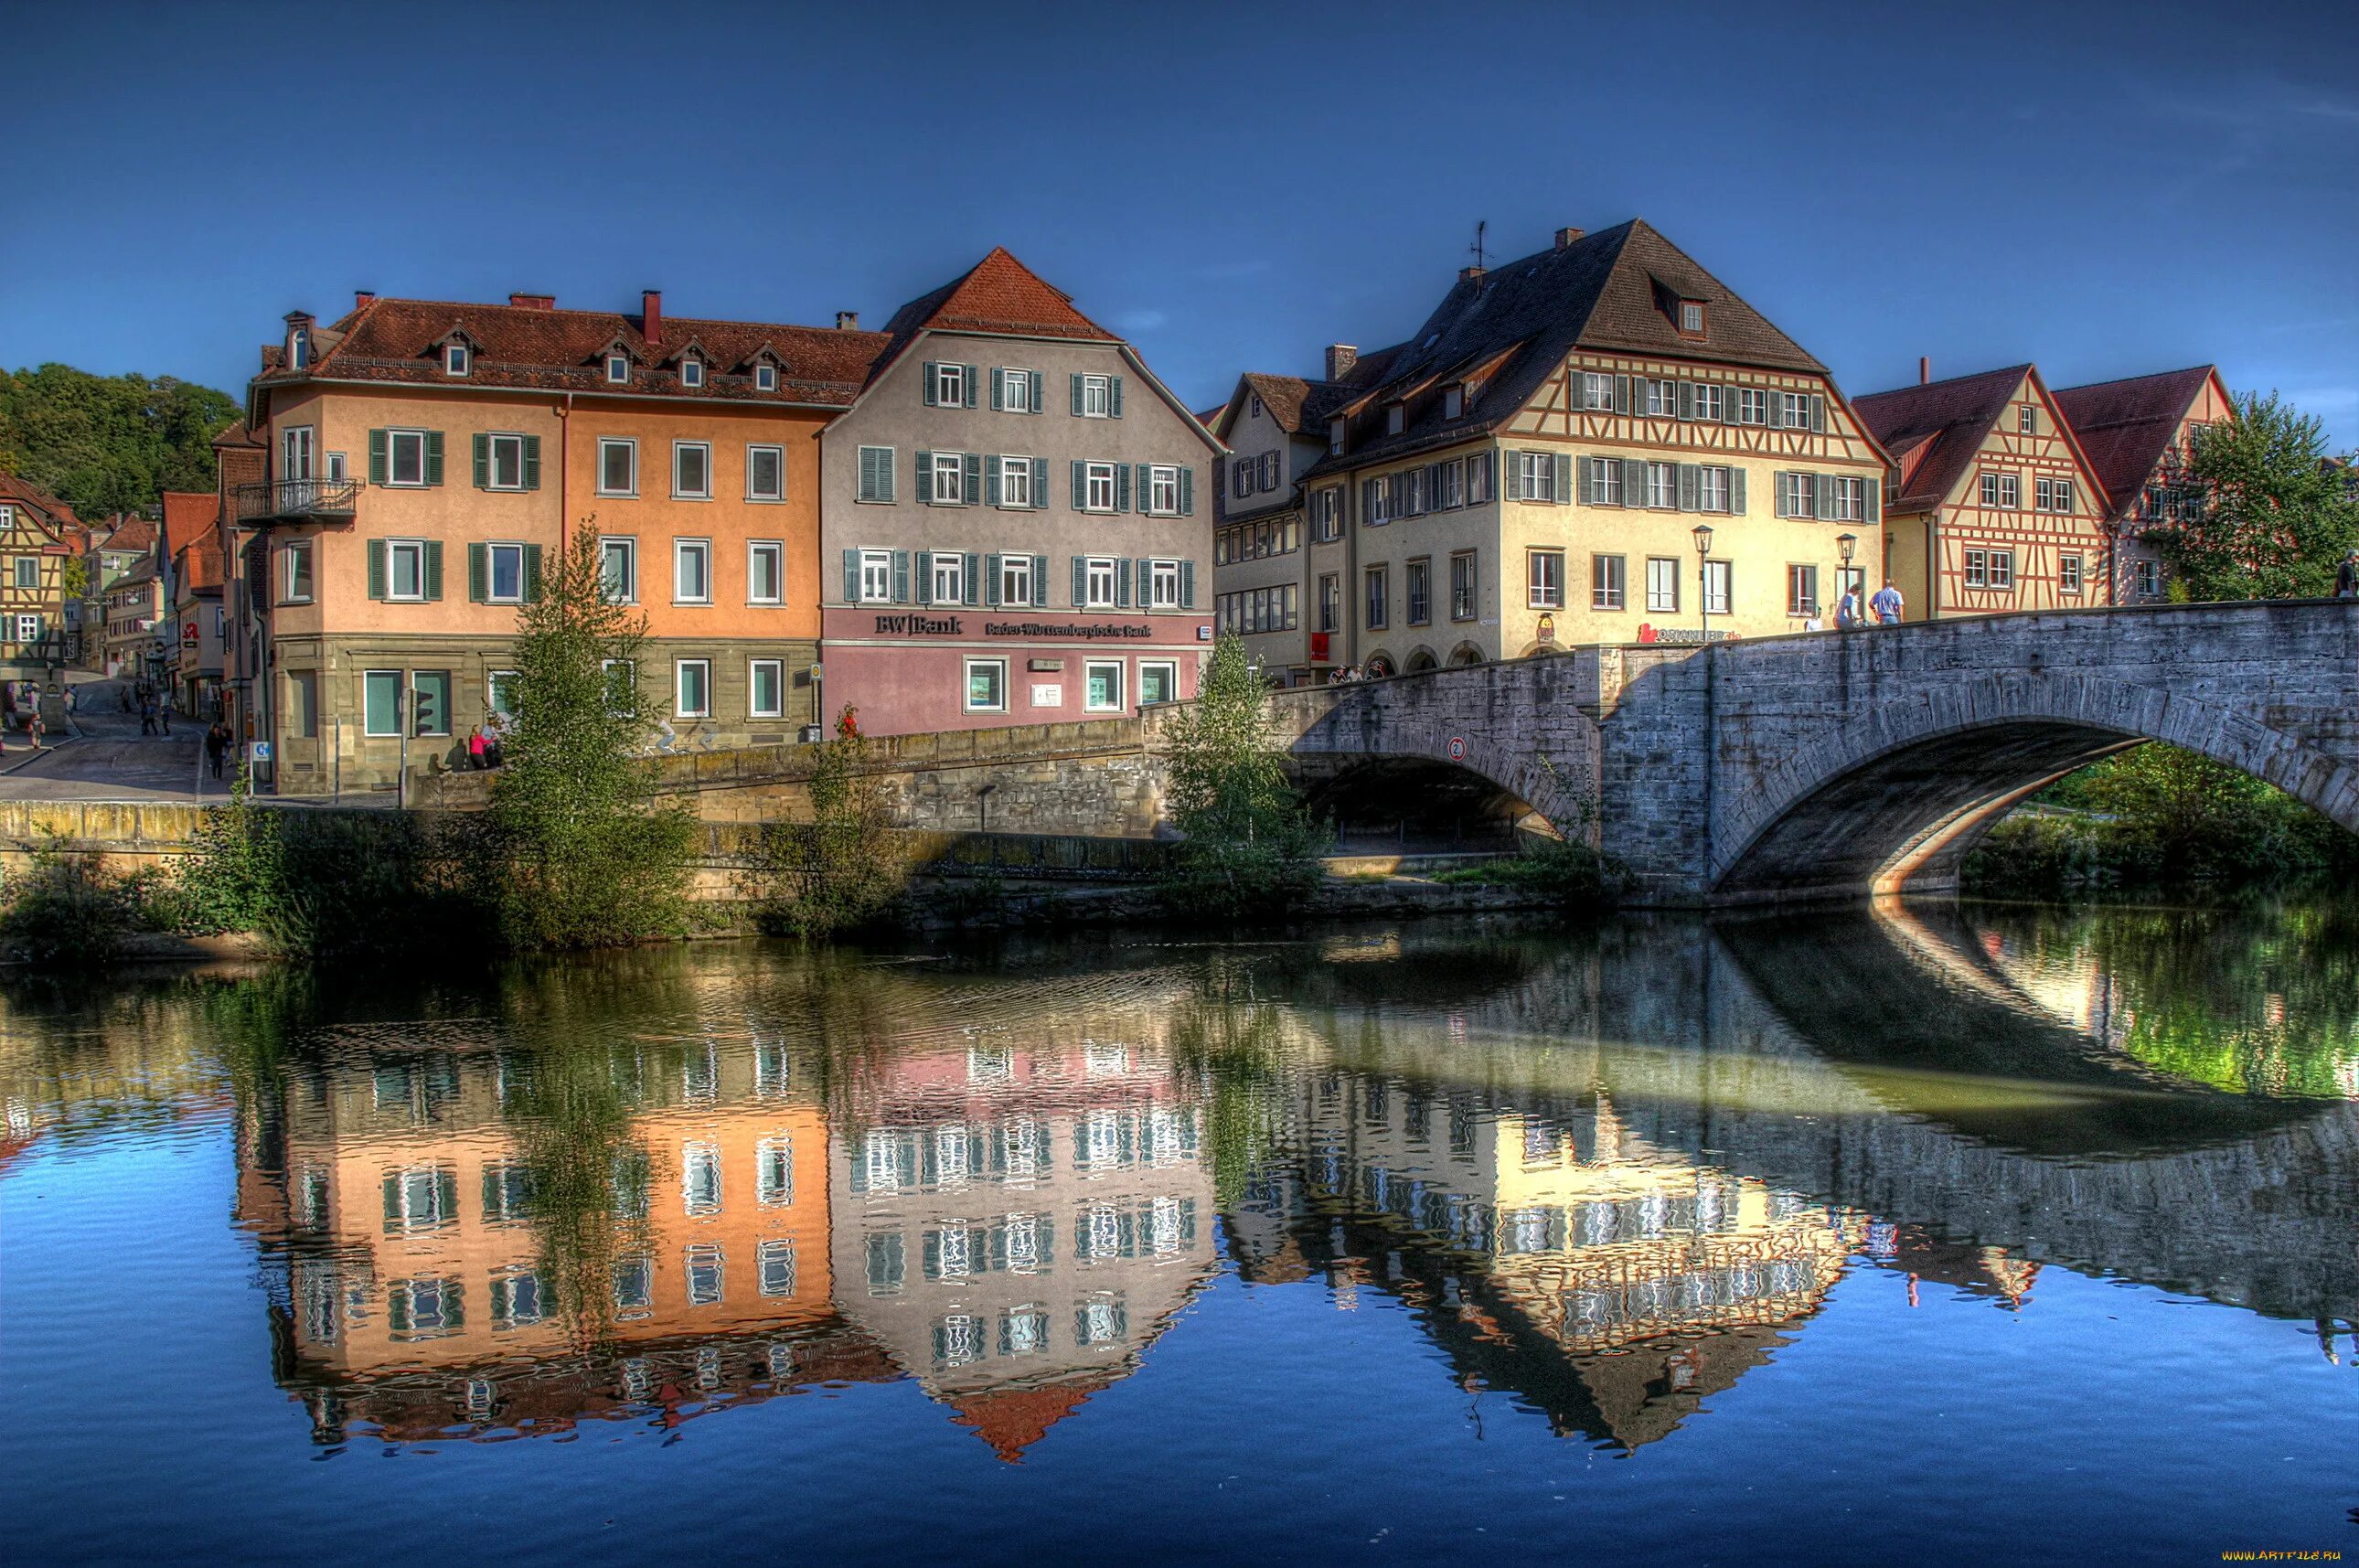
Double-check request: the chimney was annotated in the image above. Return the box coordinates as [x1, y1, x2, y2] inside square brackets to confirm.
[508, 293, 555, 311]
[1919, 356, 1930, 386]
[353, 290, 376, 309]
[1326, 344, 1359, 380]
[1457, 266, 1487, 283]
[836, 311, 859, 331]
[641, 289, 663, 347]
[1554, 226, 1585, 250]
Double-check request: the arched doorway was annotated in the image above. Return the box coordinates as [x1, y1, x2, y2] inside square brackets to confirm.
[1404, 646, 1439, 674]
[1446, 643, 1485, 667]
[1361, 653, 1396, 679]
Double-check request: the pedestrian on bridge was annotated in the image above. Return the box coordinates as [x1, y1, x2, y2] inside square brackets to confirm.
[1871, 579, 1905, 625]
[138, 693, 157, 736]
[1834, 583, 1865, 629]
[2336, 549, 2358, 599]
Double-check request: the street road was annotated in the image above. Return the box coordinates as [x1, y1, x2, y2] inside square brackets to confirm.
[0, 678, 219, 802]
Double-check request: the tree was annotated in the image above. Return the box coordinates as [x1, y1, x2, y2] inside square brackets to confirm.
[0, 363, 239, 518]
[1157, 635, 1329, 916]
[486, 528, 697, 949]
[746, 705, 907, 936]
[2160, 390, 2359, 601]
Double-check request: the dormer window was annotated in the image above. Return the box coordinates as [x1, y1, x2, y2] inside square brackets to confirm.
[289, 329, 310, 370]
[1677, 300, 1707, 336]
[680, 357, 704, 389]
[1444, 386, 1464, 420]
[1329, 418, 1345, 455]
[1385, 405, 1404, 435]
[606, 354, 629, 384]
[755, 363, 777, 392]
[444, 343, 470, 376]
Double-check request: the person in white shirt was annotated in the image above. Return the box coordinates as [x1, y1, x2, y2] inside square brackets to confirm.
[1870, 580, 1905, 625]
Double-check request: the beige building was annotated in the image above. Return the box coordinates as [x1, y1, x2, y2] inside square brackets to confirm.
[1212, 220, 1890, 678]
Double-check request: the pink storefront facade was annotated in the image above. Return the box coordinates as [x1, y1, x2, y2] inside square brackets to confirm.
[820, 606, 1208, 735]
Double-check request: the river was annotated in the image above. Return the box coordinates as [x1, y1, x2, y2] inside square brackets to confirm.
[5, 898, 2358, 1564]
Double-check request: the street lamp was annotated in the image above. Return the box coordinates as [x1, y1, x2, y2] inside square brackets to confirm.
[1836, 533, 1858, 625]
[1692, 521, 1714, 643]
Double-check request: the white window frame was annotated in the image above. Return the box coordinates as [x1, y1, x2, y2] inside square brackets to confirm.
[1589, 455, 1623, 506]
[1737, 388, 1769, 425]
[930, 552, 965, 603]
[1083, 659, 1125, 713]
[2060, 553, 2084, 593]
[755, 362, 778, 392]
[672, 441, 712, 500]
[859, 549, 893, 604]
[444, 343, 469, 376]
[999, 554, 1032, 607]
[1703, 560, 1732, 616]
[747, 540, 785, 605]
[1526, 549, 1564, 610]
[676, 658, 712, 720]
[1989, 549, 2015, 590]
[1693, 383, 1724, 422]
[1592, 553, 1626, 611]
[1516, 452, 1550, 500]
[1582, 371, 1616, 411]
[673, 538, 711, 604]
[486, 540, 527, 604]
[1646, 379, 1677, 417]
[1079, 374, 1112, 418]
[1146, 558, 1181, 609]
[606, 353, 630, 384]
[1681, 301, 1705, 333]
[599, 536, 636, 603]
[934, 362, 967, 406]
[1644, 462, 1677, 509]
[1146, 465, 1180, 516]
[965, 657, 1008, 712]
[1138, 660, 1179, 707]
[282, 540, 314, 603]
[1002, 369, 1033, 413]
[748, 658, 785, 720]
[385, 539, 428, 602]
[487, 669, 520, 718]
[930, 451, 965, 506]
[2135, 559, 2160, 597]
[746, 444, 785, 502]
[1698, 465, 1731, 514]
[597, 438, 636, 497]
[384, 428, 430, 487]
[1830, 476, 1863, 522]
[1083, 556, 1118, 609]
[680, 357, 704, 389]
[1083, 461, 1117, 513]
[1780, 391, 1811, 427]
[1646, 556, 1680, 613]
[2019, 405, 2036, 433]
[1365, 566, 1388, 629]
[999, 456, 1032, 509]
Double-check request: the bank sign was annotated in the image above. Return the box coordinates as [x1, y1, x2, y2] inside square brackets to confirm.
[869, 613, 1156, 641]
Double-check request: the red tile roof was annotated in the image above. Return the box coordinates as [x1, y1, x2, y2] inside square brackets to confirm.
[945, 1377, 1109, 1463]
[0, 473, 82, 530]
[175, 537, 225, 593]
[159, 490, 215, 556]
[99, 516, 157, 554]
[2053, 366, 2221, 520]
[879, 246, 1116, 347]
[1853, 365, 2033, 511]
[264, 295, 892, 408]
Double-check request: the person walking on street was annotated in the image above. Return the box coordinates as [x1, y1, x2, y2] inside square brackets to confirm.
[1871, 578, 1905, 625]
[25, 708, 42, 752]
[204, 722, 229, 781]
[139, 693, 157, 736]
[159, 693, 173, 735]
[1835, 582, 1865, 630]
[119, 685, 132, 715]
[2336, 550, 2358, 599]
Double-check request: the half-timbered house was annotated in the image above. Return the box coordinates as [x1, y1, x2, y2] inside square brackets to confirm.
[2053, 365, 2234, 604]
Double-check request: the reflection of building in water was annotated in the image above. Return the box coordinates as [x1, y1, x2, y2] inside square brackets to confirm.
[1231, 1068, 1870, 1449]
[237, 1030, 891, 1442]
[829, 1029, 1218, 1462]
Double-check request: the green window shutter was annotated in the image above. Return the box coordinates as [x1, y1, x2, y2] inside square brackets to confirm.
[1070, 374, 1084, 416]
[1179, 466, 1194, 516]
[1722, 385, 1740, 425]
[963, 552, 981, 606]
[1613, 375, 1631, 413]
[1772, 472, 1788, 518]
[1502, 457, 1521, 503]
[922, 362, 938, 407]
[1814, 473, 1833, 519]
[368, 430, 388, 485]
[468, 542, 488, 602]
[962, 452, 982, 506]
[423, 539, 444, 600]
[914, 450, 933, 506]
[990, 368, 1005, 411]
[1071, 556, 1087, 607]
[1552, 454, 1572, 505]
[1180, 560, 1196, 608]
[523, 436, 541, 490]
[1030, 370, 1045, 414]
[1677, 464, 1700, 512]
[1811, 395, 1827, 433]
[858, 446, 874, 500]
[891, 549, 911, 604]
[1070, 461, 1086, 510]
[914, 550, 934, 604]
[472, 433, 491, 489]
[1767, 397, 1786, 431]
[1116, 559, 1133, 607]
[963, 365, 978, 409]
[1865, 478, 1882, 524]
[1677, 381, 1695, 421]
[1730, 469, 1747, 516]
[1030, 457, 1049, 507]
[1030, 554, 1047, 603]
[842, 549, 859, 603]
[986, 460, 1002, 507]
[424, 432, 444, 485]
[1622, 459, 1646, 503]
[1578, 457, 1596, 506]
[985, 553, 1003, 606]
[367, 539, 388, 600]
[1109, 376, 1124, 418]
[523, 543, 543, 601]
[1115, 464, 1131, 513]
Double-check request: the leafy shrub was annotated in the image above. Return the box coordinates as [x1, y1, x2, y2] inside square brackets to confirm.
[745, 708, 908, 937]
[1157, 636, 1329, 919]
[0, 835, 140, 965]
[1433, 834, 1622, 909]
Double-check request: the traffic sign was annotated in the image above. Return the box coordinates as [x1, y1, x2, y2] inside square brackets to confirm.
[1447, 736, 1467, 762]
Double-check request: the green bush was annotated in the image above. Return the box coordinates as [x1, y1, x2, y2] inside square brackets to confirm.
[744, 708, 908, 937]
[1157, 636, 1330, 919]
[0, 835, 141, 965]
[1433, 834, 1622, 909]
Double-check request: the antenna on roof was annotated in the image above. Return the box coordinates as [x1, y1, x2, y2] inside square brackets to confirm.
[1468, 219, 1489, 274]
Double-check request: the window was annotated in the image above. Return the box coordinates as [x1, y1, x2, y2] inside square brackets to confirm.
[676, 659, 710, 718]
[1001, 368, 1033, 413]
[755, 362, 778, 392]
[1365, 566, 1388, 629]
[1084, 660, 1124, 712]
[603, 659, 635, 713]
[1083, 462, 1116, 512]
[1989, 549, 2014, 590]
[859, 549, 893, 603]
[930, 552, 964, 604]
[919, 450, 960, 506]
[598, 438, 636, 496]
[1582, 371, 1617, 411]
[746, 444, 785, 502]
[750, 659, 785, 719]
[1592, 554, 1626, 611]
[325, 451, 347, 481]
[1444, 386, 1463, 419]
[685, 1243, 724, 1307]
[1528, 549, 1564, 609]
[1078, 374, 1112, 418]
[1233, 457, 1254, 497]
[1962, 548, 2016, 589]
[1467, 451, 1495, 503]
[999, 554, 1032, 607]
[415, 669, 454, 738]
[1451, 552, 1477, 620]
[965, 658, 1007, 712]
[1777, 472, 1816, 518]
[444, 343, 469, 376]
[1647, 556, 1680, 613]
[1788, 564, 1820, 617]
[931, 362, 968, 406]
[1828, 476, 1864, 521]
[2036, 476, 2074, 513]
[1083, 557, 1117, 608]
[1437, 459, 1465, 509]
[1139, 661, 1177, 706]
[1692, 383, 1724, 422]
[1980, 471, 2021, 508]
[475, 432, 524, 492]
[363, 670, 402, 736]
[2019, 405, 2036, 434]
[486, 670, 519, 719]
[857, 445, 896, 504]
[2135, 559, 2160, 597]
[759, 1241, 796, 1298]
[1147, 558, 1181, 609]
[1736, 388, 1769, 425]
[485, 541, 526, 603]
[1698, 465, 1731, 513]
[680, 357, 704, 389]
[674, 539, 711, 603]
[748, 540, 784, 604]
[1703, 560, 1732, 616]
[1515, 451, 1553, 500]
[1386, 405, 1404, 435]
[285, 669, 319, 738]
[282, 541, 314, 603]
[288, 328, 309, 369]
[673, 442, 711, 499]
[1680, 301, 1706, 334]
[756, 1137, 794, 1207]
[384, 429, 430, 486]
[1146, 464, 1180, 516]
[1312, 486, 1341, 541]
[1586, 456, 1623, 506]
[1406, 559, 1432, 624]
[606, 354, 630, 383]
[599, 537, 636, 602]
[384, 539, 428, 601]
[1000, 456, 1033, 509]
[1319, 574, 1340, 633]
[1644, 462, 1676, 509]
[1646, 379, 1678, 417]
[2060, 553, 2084, 593]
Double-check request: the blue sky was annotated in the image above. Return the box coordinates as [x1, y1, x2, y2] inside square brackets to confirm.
[7, 0, 2355, 446]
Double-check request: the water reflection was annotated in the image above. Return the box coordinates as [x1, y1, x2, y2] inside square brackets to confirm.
[12, 895, 2359, 1469]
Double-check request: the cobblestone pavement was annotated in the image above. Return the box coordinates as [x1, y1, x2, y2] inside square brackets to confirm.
[0, 679, 217, 802]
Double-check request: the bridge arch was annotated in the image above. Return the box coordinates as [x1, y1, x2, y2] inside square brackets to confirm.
[1711, 670, 2359, 901]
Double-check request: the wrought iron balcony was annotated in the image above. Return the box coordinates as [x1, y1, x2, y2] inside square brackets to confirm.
[234, 477, 362, 524]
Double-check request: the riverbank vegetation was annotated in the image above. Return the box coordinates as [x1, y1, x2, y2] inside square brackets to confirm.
[1155, 636, 1329, 918]
[744, 708, 908, 937]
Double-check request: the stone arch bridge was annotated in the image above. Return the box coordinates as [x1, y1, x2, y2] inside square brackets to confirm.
[441, 601, 2359, 906]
